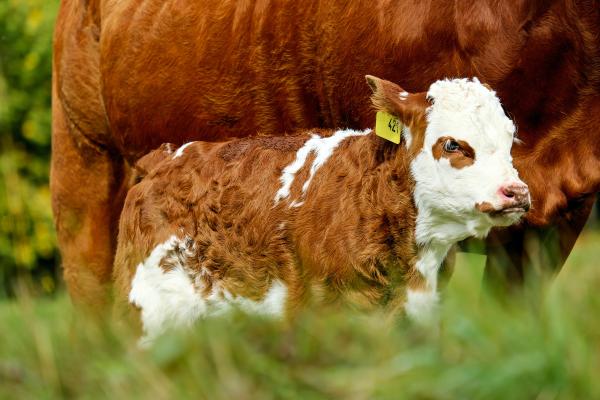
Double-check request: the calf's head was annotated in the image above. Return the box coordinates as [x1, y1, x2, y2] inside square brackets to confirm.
[366, 75, 530, 240]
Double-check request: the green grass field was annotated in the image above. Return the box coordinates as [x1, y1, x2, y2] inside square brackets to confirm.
[0, 230, 598, 399]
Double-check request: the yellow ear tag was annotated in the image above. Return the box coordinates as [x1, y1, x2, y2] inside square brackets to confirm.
[375, 111, 402, 144]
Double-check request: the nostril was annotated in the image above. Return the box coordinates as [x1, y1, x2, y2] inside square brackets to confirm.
[501, 187, 515, 198]
[501, 182, 529, 199]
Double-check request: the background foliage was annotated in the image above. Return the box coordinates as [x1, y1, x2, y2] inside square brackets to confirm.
[0, 0, 59, 297]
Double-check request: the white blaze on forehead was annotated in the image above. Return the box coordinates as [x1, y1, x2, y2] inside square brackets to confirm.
[173, 142, 196, 159]
[424, 78, 515, 151]
[273, 129, 370, 205]
[129, 236, 287, 344]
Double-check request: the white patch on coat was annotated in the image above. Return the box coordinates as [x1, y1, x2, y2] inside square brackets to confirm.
[224, 280, 288, 316]
[173, 142, 195, 159]
[402, 244, 449, 323]
[273, 129, 370, 205]
[190, 280, 288, 320]
[129, 236, 288, 344]
[403, 126, 413, 149]
[129, 236, 202, 342]
[405, 289, 439, 324]
[399, 91, 409, 101]
[273, 134, 319, 204]
[414, 244, 451, 290]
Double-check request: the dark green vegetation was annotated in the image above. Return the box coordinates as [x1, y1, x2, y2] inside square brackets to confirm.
[0, 0, 60, 297]
[0, 230, 598, 399]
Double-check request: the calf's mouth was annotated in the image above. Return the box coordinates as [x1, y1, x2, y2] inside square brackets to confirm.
[475, 201, 530, 217]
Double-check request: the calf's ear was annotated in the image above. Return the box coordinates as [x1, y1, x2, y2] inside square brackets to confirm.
[365, 75, 429, 130]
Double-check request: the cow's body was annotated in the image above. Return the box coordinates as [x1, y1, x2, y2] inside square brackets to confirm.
[115, 130, 417, 338]
[115, 77, 528, 340]
[52, 0, 600, 307]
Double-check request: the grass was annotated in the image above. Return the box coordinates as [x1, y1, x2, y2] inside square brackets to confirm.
[0, 230, 599, 399]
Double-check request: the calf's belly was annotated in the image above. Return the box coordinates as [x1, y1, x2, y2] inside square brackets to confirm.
[129, 236, 289, 341]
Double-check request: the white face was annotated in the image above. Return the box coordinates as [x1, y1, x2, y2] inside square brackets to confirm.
[410, 78, 530, 236]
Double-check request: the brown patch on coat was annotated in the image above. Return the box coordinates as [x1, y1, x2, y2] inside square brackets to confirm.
[404, 114, 429, 158]
[432, 137, 476, 169]
[476, 201, 496, 214]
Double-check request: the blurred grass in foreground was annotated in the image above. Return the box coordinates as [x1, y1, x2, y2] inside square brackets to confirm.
[0, 230, 598, 399]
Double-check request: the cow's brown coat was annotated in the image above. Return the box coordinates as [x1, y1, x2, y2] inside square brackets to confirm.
[53, 0, 600, 307]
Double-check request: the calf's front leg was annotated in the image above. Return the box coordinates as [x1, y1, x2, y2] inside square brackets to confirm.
[404, 244, 451, 324]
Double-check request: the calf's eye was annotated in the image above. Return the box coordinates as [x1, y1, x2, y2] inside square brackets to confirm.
[443, 139, 460, 152]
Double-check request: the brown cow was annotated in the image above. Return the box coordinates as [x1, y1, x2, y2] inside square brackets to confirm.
[52, 0, 600, 308]
[114, 76, 529, 341]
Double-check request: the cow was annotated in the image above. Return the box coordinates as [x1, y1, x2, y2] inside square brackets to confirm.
[52, 0, 600, 309]
[113, 76, 530, 341]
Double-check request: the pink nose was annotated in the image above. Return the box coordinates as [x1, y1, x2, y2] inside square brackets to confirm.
[499, 182, 531, 211]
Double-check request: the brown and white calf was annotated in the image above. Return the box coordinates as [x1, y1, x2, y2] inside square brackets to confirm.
[113, 76, 530, 341]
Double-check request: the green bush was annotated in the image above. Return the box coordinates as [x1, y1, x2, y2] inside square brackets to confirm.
[0, 0, 60, 296]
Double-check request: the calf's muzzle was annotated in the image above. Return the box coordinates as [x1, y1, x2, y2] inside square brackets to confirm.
[499, 182, 531, 212]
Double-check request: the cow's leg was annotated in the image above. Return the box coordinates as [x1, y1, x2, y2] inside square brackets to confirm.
[51, 91, 129, 311]
[484, 194, 596, 295]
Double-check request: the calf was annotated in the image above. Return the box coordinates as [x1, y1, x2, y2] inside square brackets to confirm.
[113, 76, 529, 341]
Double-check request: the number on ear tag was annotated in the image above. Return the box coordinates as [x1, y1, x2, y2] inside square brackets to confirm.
[375, 111, 402, 144]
